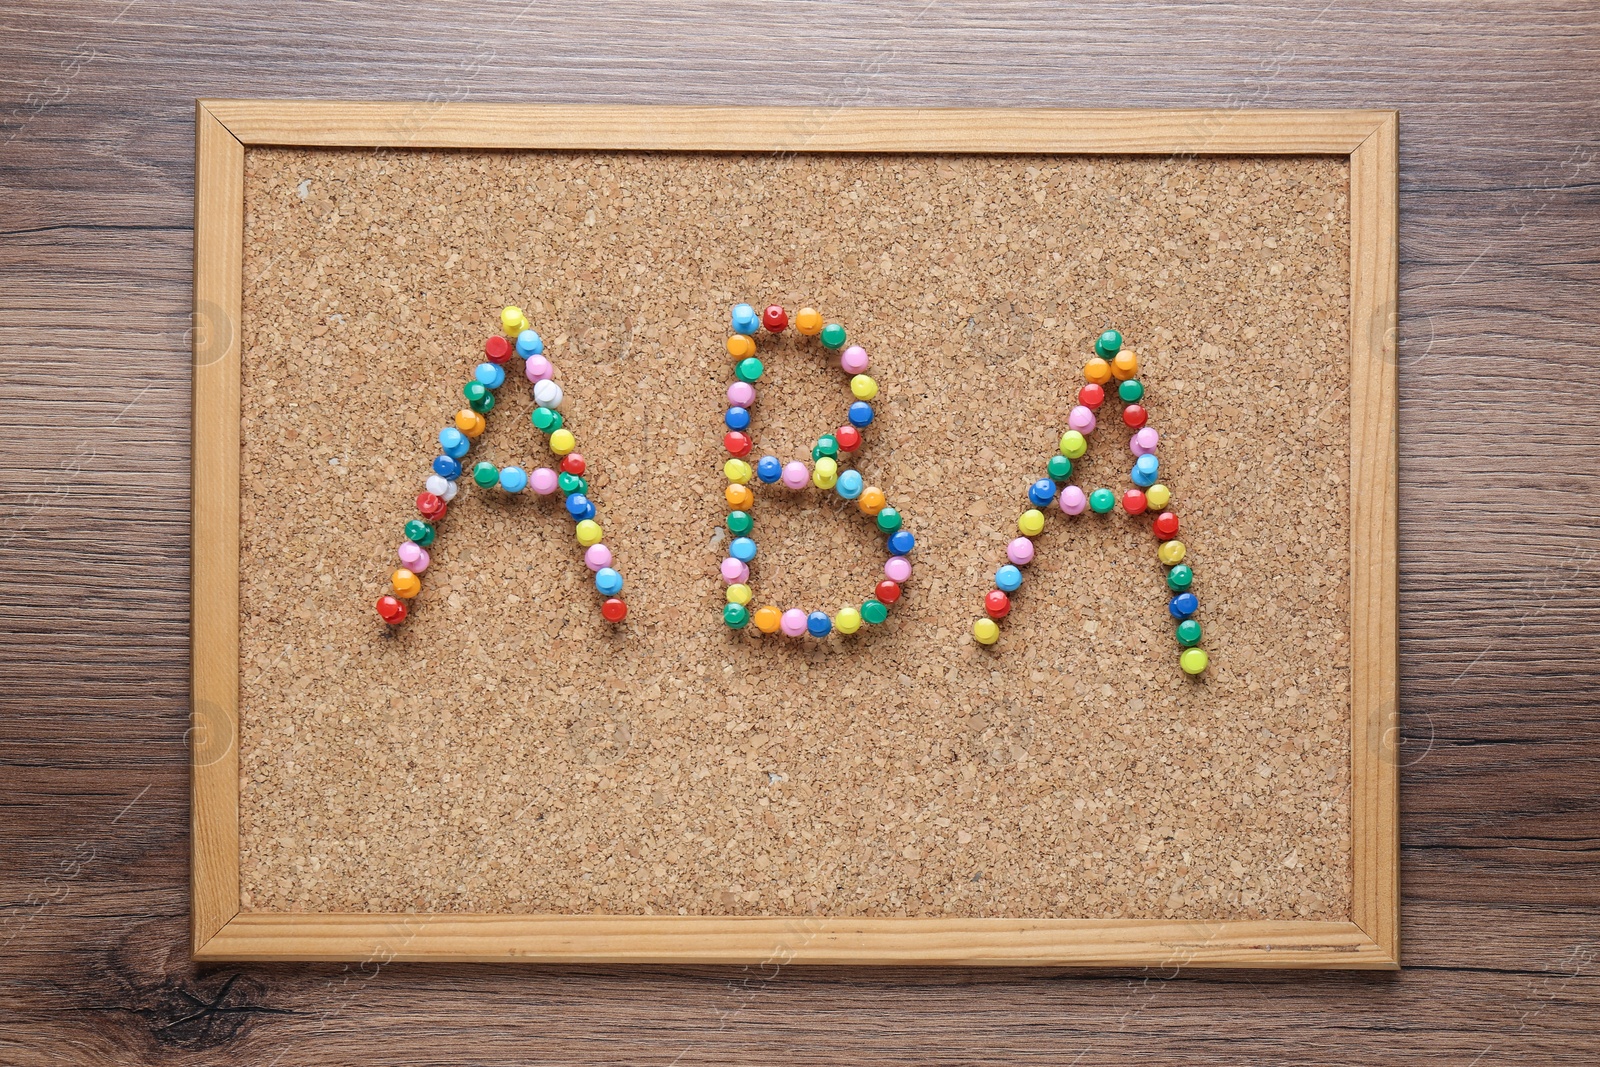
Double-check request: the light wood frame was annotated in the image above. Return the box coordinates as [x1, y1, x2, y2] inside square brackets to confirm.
[193, 102, 1398, 968]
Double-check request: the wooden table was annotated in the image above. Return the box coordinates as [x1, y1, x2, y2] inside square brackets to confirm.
[2, 3, 1596, 1062]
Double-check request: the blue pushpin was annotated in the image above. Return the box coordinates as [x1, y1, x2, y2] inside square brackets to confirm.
[565, 493, 590, 518]
[807, 611, 832, 637]
[836, 469, 863, 499]
[886, 529, 914, 555]
[1028, 478, 1056, 507]
[1168, 592, 1198, 619]
[595, 567, 623, 596]
[756, 455, 783, 484]
[439, 427, 470, 459]
[498, 466, 527, 493]
[848, 401, 874, 427]
[474, 362, 506, 389]
[1131, 454, 1159, 487]
[995, 565, 1023, 592]
[516, 329, 543, 357]
[725, 406, 751, 431]
[729, 536, 757, 562]
[731, 303, 759, 335]
[433, 455, 462, 480]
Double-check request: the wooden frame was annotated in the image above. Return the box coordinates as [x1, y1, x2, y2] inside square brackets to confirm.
[193, 102, 1398, 968]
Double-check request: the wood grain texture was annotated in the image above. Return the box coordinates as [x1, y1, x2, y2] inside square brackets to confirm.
[190, 101, 242, 950]
[202, 100, 1388, 152]
[2, 0, 1597, 1062]
[194, 913, 1391, 968]
[1347, 114, 1401, 962]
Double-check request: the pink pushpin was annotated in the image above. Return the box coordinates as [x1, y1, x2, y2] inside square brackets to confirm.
[781, 461, 810, 489]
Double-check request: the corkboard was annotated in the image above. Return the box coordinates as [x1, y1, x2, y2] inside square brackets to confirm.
[233, 144, 1352, 926]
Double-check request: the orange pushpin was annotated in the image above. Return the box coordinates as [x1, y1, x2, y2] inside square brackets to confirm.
[391, 568, 421, 598]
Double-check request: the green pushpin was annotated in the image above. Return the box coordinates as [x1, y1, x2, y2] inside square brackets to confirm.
[875, 506, 902, 533]
[727, 510, 753, 535]
[1166, 564, 1193, 592]
[1088, 488, 1115, 513]
[813, 434, 839, 459]
[404, 519, 435, 546]
[1047, 454, 1072, 481]
[860, 599, 888, 625]
[1118, 378, 1144, 402]
[1095, 329, 1122, 357]
[820, 323, 847, 350]
[723, 603, 749, 629]
[735, 357, 764, 383]
[464, 381, 495, 413]
[1176, 619, 1202, 647]
[473, 461, 499, 488]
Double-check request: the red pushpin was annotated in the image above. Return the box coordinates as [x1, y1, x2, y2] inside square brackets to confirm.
[875, 579, 902, 605]
[835, 425, 861, 452]
[484, 335, 512, 363]
[561, 453, 586, 476]
[761, 304, 789, 332]
[416, 492, 447, 520]
[984, 589, 1011, 619]
[376, 595, 407, 625]
[1078, 383, 1105, 408]
[723, 430, 752, 457]
[1153, 511, 1180, 540]
[1122, 403, 1148, 429]
[601, 598, 627, 622]
[1122, 489, 1148, 515]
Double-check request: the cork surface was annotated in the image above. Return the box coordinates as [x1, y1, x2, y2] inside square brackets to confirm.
[237, 148, 1351, 920]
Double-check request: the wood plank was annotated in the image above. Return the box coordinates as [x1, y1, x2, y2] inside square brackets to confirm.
[1347, 112, 1401, 963]
[201, 101, 1388, 153]
[196, 913, 1392, 969]
[3, 900, 1595, 1065]
[189, 101, 243, 951]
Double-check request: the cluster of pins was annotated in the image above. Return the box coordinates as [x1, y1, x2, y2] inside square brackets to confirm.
[718, 302, 915, 638]
[970, 329, 1208, 675]
[374, 306, 627, 626]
